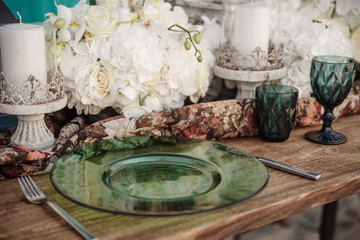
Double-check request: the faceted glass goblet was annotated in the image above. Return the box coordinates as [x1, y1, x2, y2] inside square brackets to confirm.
[305, 55, 357, 145]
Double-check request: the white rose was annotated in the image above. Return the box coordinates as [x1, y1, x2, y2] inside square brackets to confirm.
[86, 62, 116, 108]
[84, 6, 118, 37]
[61, 48, 116, 112]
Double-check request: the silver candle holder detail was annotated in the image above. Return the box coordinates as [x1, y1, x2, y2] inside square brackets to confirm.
[217, 41, 284, 71]
[0, 70, 64, 105]
[0, 69, 67, 151]
[0, 23, 67, 152]
[215, 0, 287, 99]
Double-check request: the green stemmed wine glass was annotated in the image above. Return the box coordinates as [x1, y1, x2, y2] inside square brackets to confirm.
[305, 55, 357, 145]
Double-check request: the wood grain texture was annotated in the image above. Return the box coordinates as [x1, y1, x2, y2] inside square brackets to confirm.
[1, 114, 360, 240]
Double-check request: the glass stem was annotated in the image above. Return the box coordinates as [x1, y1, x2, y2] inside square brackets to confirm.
[320, 108, 335, 133]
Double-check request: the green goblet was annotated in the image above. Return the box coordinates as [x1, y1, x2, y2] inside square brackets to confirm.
[305, 55, 357, 145]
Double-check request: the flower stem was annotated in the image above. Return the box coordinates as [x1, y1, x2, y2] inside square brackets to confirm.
[138, 94, 141, 106]
[331, 1, 336, 18]
[168, 24, 202, 59]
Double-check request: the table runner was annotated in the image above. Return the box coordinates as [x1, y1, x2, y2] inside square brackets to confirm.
[1, 91, 360, 178]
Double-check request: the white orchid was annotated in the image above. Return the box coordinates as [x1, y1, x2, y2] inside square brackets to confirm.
[44, 2, 73, 42]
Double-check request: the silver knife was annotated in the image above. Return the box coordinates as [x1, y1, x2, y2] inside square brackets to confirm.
[256, 156, 321, 180]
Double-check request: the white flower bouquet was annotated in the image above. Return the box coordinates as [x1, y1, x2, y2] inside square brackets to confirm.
[272, 0, 358, 98]
[45, 0, 219, 117]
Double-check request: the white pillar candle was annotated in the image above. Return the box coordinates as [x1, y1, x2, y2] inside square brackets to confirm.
[233, 3, 270, 56]
[0, 23, 47, 102]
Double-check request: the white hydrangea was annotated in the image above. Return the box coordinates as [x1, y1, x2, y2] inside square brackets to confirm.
[46, 0, 219, 117]
[272, 1, 354, 98]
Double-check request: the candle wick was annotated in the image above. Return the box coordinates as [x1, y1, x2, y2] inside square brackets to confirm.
[16, 11, 22, 23]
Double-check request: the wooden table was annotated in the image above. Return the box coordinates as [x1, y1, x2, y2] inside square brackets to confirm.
[1, 114, 360, 240]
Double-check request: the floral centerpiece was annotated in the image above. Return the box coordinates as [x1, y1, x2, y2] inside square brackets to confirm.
[44, 0, 220, 117]
[272, 0, 359, 98]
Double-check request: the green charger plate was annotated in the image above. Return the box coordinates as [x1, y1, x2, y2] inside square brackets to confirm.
[51, 136, 268, 216]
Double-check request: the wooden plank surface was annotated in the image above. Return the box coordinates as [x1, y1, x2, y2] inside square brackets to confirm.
[1, 114, 360, 240]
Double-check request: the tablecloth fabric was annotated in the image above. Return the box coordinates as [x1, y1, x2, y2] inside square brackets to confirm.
[1, 92, 360, 178]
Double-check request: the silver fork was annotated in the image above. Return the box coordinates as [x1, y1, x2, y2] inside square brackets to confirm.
[18, 176, 97, 240]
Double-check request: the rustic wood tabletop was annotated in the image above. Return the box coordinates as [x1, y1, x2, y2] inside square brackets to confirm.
[1, 114, 360, 240]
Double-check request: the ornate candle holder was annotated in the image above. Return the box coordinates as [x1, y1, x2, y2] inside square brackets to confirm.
[0, 70, 67, 151]
[215, 0, 287, 99]
[0, 23, 67, 152]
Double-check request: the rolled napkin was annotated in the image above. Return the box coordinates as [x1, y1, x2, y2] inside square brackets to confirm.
[0, 99, 256, 176]
[55, 99, 257, 158]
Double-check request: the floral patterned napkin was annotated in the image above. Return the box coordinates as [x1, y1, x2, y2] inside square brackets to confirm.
[0, 94, 359, 178]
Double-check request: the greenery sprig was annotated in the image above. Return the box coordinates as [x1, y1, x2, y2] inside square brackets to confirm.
[167, 24, 203, 62]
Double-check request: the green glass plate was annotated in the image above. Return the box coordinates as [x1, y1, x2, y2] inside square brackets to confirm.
[51, 136, 268, 216]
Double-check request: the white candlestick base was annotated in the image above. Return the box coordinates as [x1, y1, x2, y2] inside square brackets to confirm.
[10, 114, 56, 151]
[0, 95, 67, 152]
[214, 65, 288, 99]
